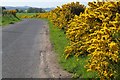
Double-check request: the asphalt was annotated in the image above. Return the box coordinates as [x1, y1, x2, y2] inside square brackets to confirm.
[2, 19, 48, 78]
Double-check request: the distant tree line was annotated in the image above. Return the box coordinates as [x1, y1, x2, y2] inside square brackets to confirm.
[27, 7, 45, 13]
[16, 7, 45, 13]
[1, 7, 46, 13]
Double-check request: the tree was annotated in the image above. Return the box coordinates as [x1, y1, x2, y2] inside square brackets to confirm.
[2, 7, 6, 16]
[27, 7, 33, 13]
[15, 9, 19, 13]
[19, 10, 24, 13]
[27, 7, 45, 13]
[2, 7, 6, 11]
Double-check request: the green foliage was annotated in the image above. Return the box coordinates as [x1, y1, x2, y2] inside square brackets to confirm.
[27, 7, 45, 13]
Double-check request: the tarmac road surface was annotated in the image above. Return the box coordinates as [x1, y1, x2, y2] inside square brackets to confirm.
[2, 19, 72, 78]
[2, 19, 48, 78]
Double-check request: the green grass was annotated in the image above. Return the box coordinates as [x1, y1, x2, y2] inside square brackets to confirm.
[0, 16, 2, 26]
[48, 20, 99, 79]
[2, 15, 21, 26]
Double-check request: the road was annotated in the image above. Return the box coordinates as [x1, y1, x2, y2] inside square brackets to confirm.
[2, 19, 48, 78]
[2, 19, 71, 78]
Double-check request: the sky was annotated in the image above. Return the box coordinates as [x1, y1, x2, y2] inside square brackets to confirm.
[1, 0, 95, 8]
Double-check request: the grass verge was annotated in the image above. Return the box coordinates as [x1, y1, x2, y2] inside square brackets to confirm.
[2, 15, 21, 26]
[0, 16, 2, 26]
[48, 20, 99, 79]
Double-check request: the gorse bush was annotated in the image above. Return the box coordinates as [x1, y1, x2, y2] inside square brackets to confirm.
[19, 13, 49, 19]
[20, 15, 34, 18]
[65, 1, 120, 79]
[35, 13, 49, 18]
[2, 10, 17, 16]
[47, 2, 85, 31]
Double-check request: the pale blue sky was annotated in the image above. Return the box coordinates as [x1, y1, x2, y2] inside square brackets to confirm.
[1, 0, 94, 8]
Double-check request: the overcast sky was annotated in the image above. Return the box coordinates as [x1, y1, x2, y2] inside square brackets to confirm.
[1, 0, 94, 8]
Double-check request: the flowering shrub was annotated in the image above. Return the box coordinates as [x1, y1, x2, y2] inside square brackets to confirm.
[65, 1, 120, 79]
[2, 10, 17, 16]
[20, 15, 34, 18]
[47, 2, 85, 30]
[35, 13, 49, 18]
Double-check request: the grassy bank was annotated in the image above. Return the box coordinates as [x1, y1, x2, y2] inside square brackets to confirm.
[48, 20, 99, 78]
[2, 15, 21, 26]
[0, 16, 2, 26]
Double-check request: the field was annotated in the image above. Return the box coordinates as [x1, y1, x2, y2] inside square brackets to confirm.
[17, 13, 36, 18]
[17, 13, 37, 18]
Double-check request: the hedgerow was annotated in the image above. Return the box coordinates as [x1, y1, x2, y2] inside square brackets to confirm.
[65, 1, 120, 79]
